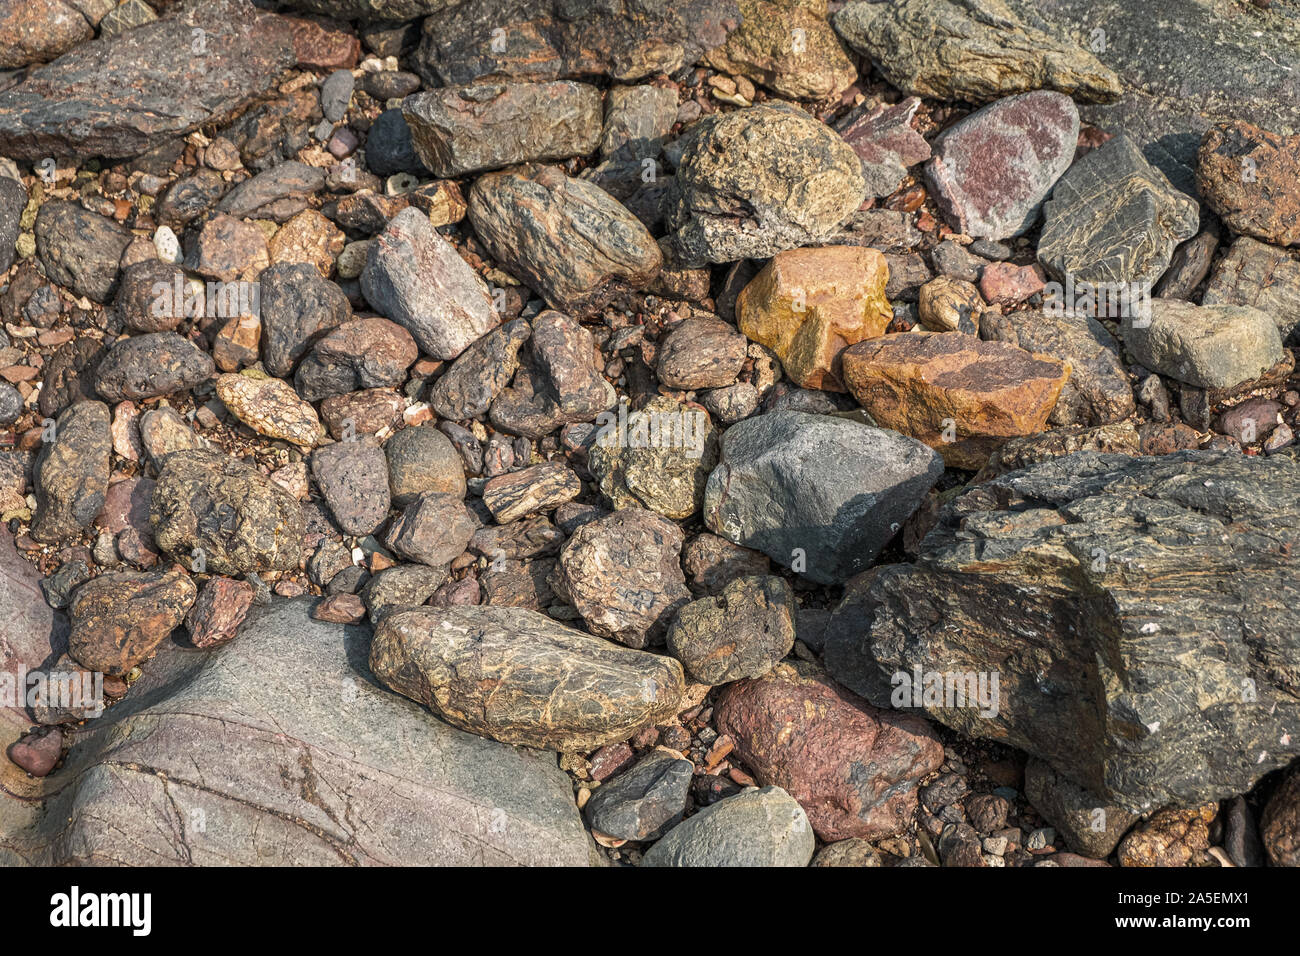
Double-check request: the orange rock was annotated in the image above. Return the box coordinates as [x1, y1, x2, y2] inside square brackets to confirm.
[736, 246, 892, 391]
[842, 331, 1071, 469]
[213, 313, 261, 372]
[268, 209, 346, 278]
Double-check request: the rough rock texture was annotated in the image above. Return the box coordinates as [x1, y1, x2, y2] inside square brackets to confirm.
[215, 373, 322, 447]
[385, 492, 475, 567]
[836, 97, 932, 200]
[1197, 120, 1300, 248]
[1262, 768, 1300, 867]
[95, 332, 215, 404]
[640, 785, 814, 867]
[735, 246, 892, 391]
[429, 319, 530, 420]
[34, 201, 132, 303]
[584, 750, 693, 841]
[151, 449, 304, 574]
[824, 450, 1300, 811]
[312, 441, 391, 536]
[1121, 300, 1283, 390]
[294, 317, 418, 403]
[833, 0, 1120, 103]
[67, 568, 196, 676]
[361, 206, 498, 360]
[656, 317, 748, 390]
[1202, 237, 1300, 343]
[0, 599, 596, 865]
[0, 0, 96, 70]
[551, 507, 690, 648]
[664, 104, 867, 267]
[1038, 134, 1199, 287]
[482, 463, 581, 525]
[1116, 805, 1216, 868]
[666, 575, 794, 685]
[842, 332, 1071, 469]
[369, 605, 684, 751]
[0, 177, 25, 277]
[0, 0, 297, 161]
[703, 411, 942, 585]
[184, 576, 255, 649]
[925, 91, 1078, 240]
[403, 81, 602, 178]
[31, 401, 111, 544]
[468, 165, 662, 315]
[1024, 758, 1139, 858]
[703, 0, 856, 100]
[384, 424, 467, 505]
[715, 663, 944, 841]
[259, 262, 352, 378]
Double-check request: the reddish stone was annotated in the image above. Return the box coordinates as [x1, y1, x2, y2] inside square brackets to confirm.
[979, 261, 1046, 307]
[588, 742, 635, 782]
[286, 15, 360, 71]
[312, 592, 365, 624]
[7, 727, 62, 777]
[95, 476, 155, 540]
[184, 577, 255, 649]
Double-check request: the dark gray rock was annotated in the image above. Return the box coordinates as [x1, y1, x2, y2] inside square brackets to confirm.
[0, 175, 26, 275]
[31, 401, 111, 545]
[429, 319, 530, 421]
[35, 201, 131, 303]
[95, 332, 215, 403]
[294, 317, 418, 403]
[385, 492, 476, 567]
[384, 423, 467, 506]
[217, 161, 325, 221]
[1024, 758, 1139, 858]
[362, 563, 447, 622]
[640, 785, 814, 866]
[312, 441, 391, 537]
[259, 262, 352, 378]
[584, 750, 693, 841]
[364, 109, 426, 177]
[666, 575, 795, 685]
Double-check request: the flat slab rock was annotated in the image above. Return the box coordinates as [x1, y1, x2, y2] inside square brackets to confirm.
[0, 0, 297, 161]
[824, 449, 1300, 811]
[0, 599, 596, 865]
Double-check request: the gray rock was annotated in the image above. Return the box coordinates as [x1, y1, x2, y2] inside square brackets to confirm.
[293, 317, 418, 403]
[384, 423, 467, 505]
[0, 382, 21, 426]
[94, 332, 215, 403]
[703, 411, 943, 586]
[1202, 237, 1300, 344]
[601, 84, 679, 163]
[259, 262, 352, 378]
[0, 175, 26, 275]
[31, 401, 111, 545]
[98, 0, 157, 36]
[362, 563, 447, 622]
[217, 161, 325, 221]
[311, 441, 391, 537]
[824, 449, 1300, 811]
[385, 492, 476, 567]
[1024, 758, 1139, 858]
[35, 201, 132, 303]
[640, 785, 814, 867]
[585, 750, 693, 841]
[429, 319, 530, 421]
[666, 575, 795, 685]
[320, 69, 354, 124]
[1121, 300, 1283, 390]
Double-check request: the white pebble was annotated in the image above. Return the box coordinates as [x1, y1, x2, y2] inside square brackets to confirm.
[154, 225, 182, 264]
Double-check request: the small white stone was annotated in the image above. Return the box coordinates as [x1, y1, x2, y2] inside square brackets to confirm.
[154, 225, 182, 264]
[386, 172, 419, 196]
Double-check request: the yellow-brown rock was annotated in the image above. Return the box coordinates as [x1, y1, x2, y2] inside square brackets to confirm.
[841, 331, 1070, 469]
[736, 246, 892, 391]
[267, 209, 346, 278]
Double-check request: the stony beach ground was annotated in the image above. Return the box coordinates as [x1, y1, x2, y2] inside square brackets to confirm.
[0, 0, 1298, 869]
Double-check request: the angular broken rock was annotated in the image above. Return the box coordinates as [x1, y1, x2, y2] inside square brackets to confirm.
[311, 441, 391, 537]
[184, 576, 255, 649]
[1197, 120, 1300, 248]
[1202, 237, 1300, 343]
[385, 492, 475, 567]
[428, 318, 530, 421]
[640, 785, 814, 867]
[1024, 757, 1139, 859]
[294, 317, 418, 403]
[1038, 134, 1199, 287]
[403, 81, 602, 178]
[369, 605, 685, 751]
[835, 97, 932, 200]
[468, 165, 662, 315]
[703, 411, 943, 585]
[31, 401, 112, 545]
[664, 103, 867, 267]
[1120, 300, 1283, 391]
[666, 575, 795, 685]
[832, 0, 1121, 103]
[215, 373, 322, 447]
[702, 0, 856, 100]
[584, 750, 693, 842]
[842, 332, 1071, 469]
[151, 449, 304, 575]
[68, 568, 196, 676]
[656, 317, 748, 391]
[482, 463, 581, 525]
[551, 507, 690, 648]
[735, 246, 892, 391]
[259, 261, 352, 378]
[824, 449, 1300, 811]
[925, 90, 1078, 240]
[361, 206, 498, 361]
[0, 0, 296, 161]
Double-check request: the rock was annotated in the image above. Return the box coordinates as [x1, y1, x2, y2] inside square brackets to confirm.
[984, 310, 1132, 427]
[6, 727, 63, 778]
[1038, 134, 1199, 287]
[926, 91, 1079, 240]
[715, 663, 944, 841]
[735, 246, 892, 391]
[1262, 768, 1300, 867]
[0, 176, 26, 276]
[1116, 805, 1216, 868]
[0, 0, 94, 69]
[551, 507, 689, 648]
[365, 109, 426, 178]
[0, 0, 296, 161]
[1121, 300, 1283, 390]
[184, 576, 255, 649]
[978, 261, 1045, 307]
[975, 422, 1140, 482]
[287, 13, 361, 70]
[95, 332, 215, 403]
[186, 213, 269, 282]
[294, 317, 418, 403]
[364, 70, 421, 101]
[667, 576, 794, 685]
[384, 424, 466, 505]
[664, 103, 867, 267]
[1202, 237, 1300, 343]
[823, 449, 1300, 811]
[429, 319, 530, 420]
[482, 463, 581, 525]
[403, 81, 602, 178]
[138, 406, 206, 469]
[704, 411, 942, 584]
[39, 339, 105, 418]
[312, 441, 391, 536]
[842, 332, 1070, 469]
[1218, 398, 1283, 445]
[1224, 795, 1264, 868]
[312, 592, 366, 624]
[152, 449, 304, 574]
[114, 260, 186, 333]
[468, 165, 662, 315]
[584, 750, 693, 842]
[1197, 122, 1300, 247]
[600, 84, 678, 163]
[0, 383, 21, 427]
[362, 564, 447, 621]
[703, 0, 855, 100]
[361, 206, 497, 360]
[641, 785, 814, 867]
[30, 401, 111, 545]
[589, 396, 719, 520]
[836, 97, 932, 200]
[1024, 758, 1139, 858]
[68, 567, 196, 675]
[811, 839, 883, 867]
[34, 201, 132, 303]
[833, 0, 1120, 103]
[217, 161, 325, 221]
[215, 373, 321, 447]
[267, 209, 345, 277]
[681, 533, 770, 596]
[656, 318, 747, 391]
[320, 68, 354, 124]
[370, 604, 684, 751]
[259, 262, 352, 378]
[918, 276, 983, 334]
[385, 492, 475, 567]
[155, 169, 229, 227]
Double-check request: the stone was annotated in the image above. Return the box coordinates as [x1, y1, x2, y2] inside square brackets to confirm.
[584, 750, 693, 842]
[1262, 768, 1300, 867]
[681, 533, 770, 597]
[833, 0, 1120, 103]
[823, 450, 1300, 811]
[715, 663, 944, 841]
[1120, 300, 1284, 390]
[312, 441, 391, 536]
[385, 492, 475, 567]
[31, 401, 111, 545]
[735, 246, 892, 391]
[267, 210, 346, 277]
[361, 206, 497, 360]
[1038, 134, 1199, 287]
[320, 69, 354, 124]
[384, 424, 466, 505]
[666, 575, 794, 685]
[664, 103, 867, 267]
[215, 373, 321, 447]
[362, 564, 447, 621]
[842, 332, 1071, 469]
[1202, 237, 1300, 343]
[403, 81, 602, 178]
[835, 97, 931, 201]
[429, 319, 530, 421]
[95, 332, 215, 404]
[551, 507, 690, 648]
[0, 0, 297, 161]
[468, 165, 662, 315]
[217, 161, 325, 221]
[0, 383, 22, 427]
[703, 0, 855, 100]
[370, 604, 684, 751]
[34, 201, 132, 303]
[1217, 398, 1284, 445]
[39, 339, 105, 418]
[138, 406, 206, 469]
[114, 260, 186, 333]
[811, 839, 883, 868]
[0, 0, 94, 69]
[259, 262, 352, 378]
[364, 109, 426, 178]
[295, 317, 418, 403]
[640, 785, 814, 867]
[600, 84, 678, 163]
[68, 568, 196, 676]
[1116, 805, 1216, 867]
[975, 422, 1140, 482]
[482, 463, 581, 524]
[186, 213, 269, 283]
[155, 169, 229, 227]
[978, 261, 1046, 307]
[1197, 123, 1300, 247]
[0, 176, 27, 276]
[656, 318, 748, 391]
[926, 91, 1079, 240]
[918, 277, 983, 334]
[312, 592, 366, 624]
[1024, 758, 1139, 859]
[287, 13, 361, 70]
[184, 576, 255, 649]
[152, 449, 304, 575]
[6, 727, 63, 778]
